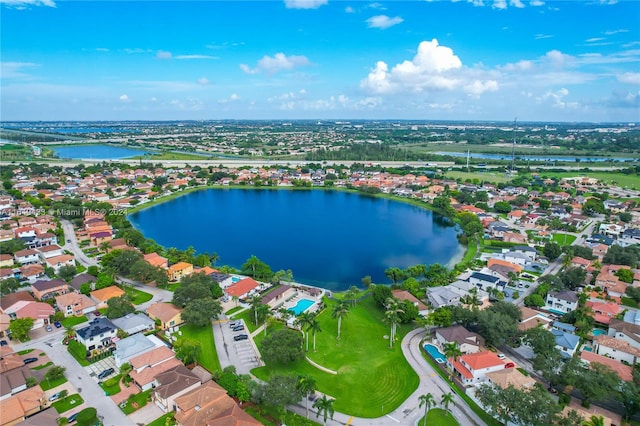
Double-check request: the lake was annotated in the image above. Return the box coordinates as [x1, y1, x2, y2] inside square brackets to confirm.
[52, 144, 149, 159]
[128, 189, 464, 291]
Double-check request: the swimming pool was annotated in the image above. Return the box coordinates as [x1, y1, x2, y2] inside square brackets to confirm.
[289, 298, 315, 316]
[592, 328, 606, 337]
[231, 276, 241, 283]
[423, 343, 446, 364]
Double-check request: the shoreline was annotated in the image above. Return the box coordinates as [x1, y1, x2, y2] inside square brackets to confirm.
[126, 185, 468, 291]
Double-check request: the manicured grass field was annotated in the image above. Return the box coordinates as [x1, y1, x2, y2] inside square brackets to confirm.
[252, 297, 419, 418]
[417, 408, 460, 426]
[532, 171, 640, 190]
[60, 315, 88, 328]
[178, 324, 221, 374]
[17, 349, 34, 355]
[122, 286, 153, 305]
[52, 393, 84, 414]
[99, 374, 122, 395]
[552, 233, 577, 246]
[230, 309, 261, 333]
[444, 170, 513, 184]
[225, 306, 244, 315]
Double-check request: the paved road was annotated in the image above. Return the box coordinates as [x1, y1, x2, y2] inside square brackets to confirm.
[61, 219, 97, 268]
[116, 276, 173, 312]
[13, 335, 134, 426]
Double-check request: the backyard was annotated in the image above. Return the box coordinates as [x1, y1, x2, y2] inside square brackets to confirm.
[177, 324, 221, 374]
[121, 286, 153, 305]
[51, 393, 84, 414]
[252, 297, 419, 418]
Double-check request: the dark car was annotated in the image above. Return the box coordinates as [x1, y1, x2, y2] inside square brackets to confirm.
[54, 321, 62, 328]
[228, 321, 239, 328]
[0, 340, 7, 347]
[23, 357, 38, 364]
[232, 325, 245, 332]
[97, 367, 115, 379]
[66, 412, 79, 423]
[233, 334, 249, 341]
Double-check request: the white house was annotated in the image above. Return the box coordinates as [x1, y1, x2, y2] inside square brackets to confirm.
[13, 249, 39, 265]
[545, 290, 579, 314]
[451, 351, 506, 387]
[76, 318, 118, 351]
[594, 335, 640, 365]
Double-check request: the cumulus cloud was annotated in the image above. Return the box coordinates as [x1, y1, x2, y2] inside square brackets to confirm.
[156, 50, 172, 60]
[218, 93, 241, 104]
[0, 0, 55, 7]
[617, 72, 640, 85]
[530, 0, 545, 6]
[544, 50, 573, 67]
[119, 94, 130, 102]
[240, 53, 310, 75]
[492, 0, 507, 9]
[510, 0, 525, 7]
[366, 15, 404, 29]
[283, 0, 327, 9]
[197, 77, 210, 85]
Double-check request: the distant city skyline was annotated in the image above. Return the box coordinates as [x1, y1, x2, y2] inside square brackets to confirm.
[1, 0, 639, 122]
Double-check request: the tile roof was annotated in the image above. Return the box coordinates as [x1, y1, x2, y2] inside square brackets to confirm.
[580, 351, 633, 381]
[31, 279, 67, 292]
[15, 302, 54, 319]
[460, 351, 505, 371]
[90, 285, 125, 302]
[154, 364, 200, 399]
[0, 292, 35, 311]
[225, 278, 260, 298]
[146, 302, 183, 323]
[486, 368, 536, 390]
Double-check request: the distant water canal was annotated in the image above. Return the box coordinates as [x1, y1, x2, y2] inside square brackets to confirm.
[128, 189, 463, 291]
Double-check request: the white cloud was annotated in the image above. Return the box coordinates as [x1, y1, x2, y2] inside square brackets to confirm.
[283, 0, 327, 9]
[464, 80, 499, 96]
[499, 60, 534, 72]
[345, 5, 355, 13]
[197, 78, 210, 85]
[96, 48, 110, 52]
[586, 37, 605, 43]
[218, 93, 241, 104]
[1, 62, 38, 79]
[123, 48, 150, 54]
[119, 94, 130, 102]
[156, 50, 172, 60]
[617, 72, 640, 85]
[366, 15, 404, 29]
[510, 0, 525, 7]
[604, 29, 628, 36]
[534, 34, 553, 40]
[492, 0, 507, 9]
[230, 93, 240, 101]
[240, 53, 311, 75]
[529, 0, 544, 6]
[544, 50, 573, 67]
[0, 0, 55, 7]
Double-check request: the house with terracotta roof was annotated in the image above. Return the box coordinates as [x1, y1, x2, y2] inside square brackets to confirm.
[585, 300, 620, 325]
[224, 277, 260, 300]
[153, 365, 202, 413]
[31, 279, 68, 301]
[146, 302, 184, 330]
[168, 262, 194, 282]
[44, 255, 75, 273]
[391, 289, 429, 316]
[570, 256, 591, 269]
[436, 325, 484, 354]
[174, 380, 262, 426]
[487, 258, 522, 274]
[36, 245, 63, 261]
[143, 253, 169, 269]
[19, 264, 45, 284]
[89, 231, 112, 246]
[129, 346, 181, 391]
[13, 302, 54, 330]
[0, 347, 26, 374]
[0, 385, 45, 426]
[451, 351, 506, 386]
[13, 249, 39, 265]
[518, 307, 552, 332]
[90, 285, 126, 309]
[607, 319, 640, 349]
[580, 351, 633, 382]
[55, 293, 97, 317]
[0, 293, 36, 315]
[594, 335, 640, 365]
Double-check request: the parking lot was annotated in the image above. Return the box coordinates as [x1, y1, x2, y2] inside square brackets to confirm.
[85, 356, 118, 382]
[217, 319, 261, 373]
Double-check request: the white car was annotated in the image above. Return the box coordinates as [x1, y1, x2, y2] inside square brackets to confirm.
[497, 353, 506, 360]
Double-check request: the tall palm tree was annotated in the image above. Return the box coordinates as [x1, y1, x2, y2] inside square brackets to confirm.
[64, 326, 76, 340]
[443, 342, 463, 380]
[441, 392, 455, 413]
[307, 315, 322, 352]
[297, 375, 317, 419]
[418, 393, 436, 426]
[347, 285, 359, 307]
[332, 301, 349, 340]
[384, 297, 404, 348]
[295, 312, 314, 352]
[278, 307, 293, 324]
[232, 295, 239, 307]
[249, 295, 263, 326]
[313, 395, 335, 426]
[582, 415, 605, 426]
[209, 252, 219, 267]
[255, 304, 271, 326]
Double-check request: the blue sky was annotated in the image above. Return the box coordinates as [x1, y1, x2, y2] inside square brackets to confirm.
[1, 0, 639, 122]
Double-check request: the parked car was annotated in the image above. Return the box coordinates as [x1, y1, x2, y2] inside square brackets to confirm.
[66, 412, 79, 423]
[23, 357, 38, 364]
[234, 334, 249, 341]
[228, 321, 239, 328]
[232, 325, 245, 332]
[54, 321, 62, 328]
[48, 392, 63, 402]
[497, 353, 506, 360]
[0, 340, 7, 347]
[93, 311, 101, 317]
[45, 325, 52, 332]
[97, 368, 115, 379]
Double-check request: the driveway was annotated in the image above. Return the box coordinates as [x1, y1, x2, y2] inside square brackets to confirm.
[212, 317, 261, 375]
[13, 337, 134, 426]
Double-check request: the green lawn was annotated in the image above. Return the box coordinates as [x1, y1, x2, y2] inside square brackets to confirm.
[225, 306, 244, 315]
[61, 315, 88, 328]
[18, 349, 34, 355]
[417, 408, 460, 426]
[177, 324, 221, 374]
[552, 233, 577, 246]
[40, 376, 68, 391]
[120, 389, 152, 414]
[99, 374, 122, 396]
[244, 403, 322, 426]
[122, 286, 153, 305]
[147, 413, 175, 426]
[52, 393, 84, 414]
[534, 171, 640, 190]
[32, 361, 53, 370]
[252, 297, 419, 418]
[444, 170, 513, 184]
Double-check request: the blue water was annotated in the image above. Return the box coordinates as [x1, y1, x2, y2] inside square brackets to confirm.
[435, 151, 636, 163]
[592, 329, 606, 336]
[231, 277, 241, 283]
[289, 299, 315, 316]
[548, 308, 568, 316]
[424, 344, 446, 363]
[128, 189, 462, 291]
[52, 144, 149, 159]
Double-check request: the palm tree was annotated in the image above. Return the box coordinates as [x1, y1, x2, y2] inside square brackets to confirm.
[264, 313, 278, 337]
[443, 342, 463, 380]
[347, 285, 359, 307]
[295, 312, 314, 352]
[418, 393, 436, 426]
[384, 297, 404, 348]
[441, 392, 454, 413]
[307, 315, 322, 352]
[297, 375, 317, 419]
[313, 395, 335, 426]
[255, 304, 271, 326]
[248, 295, 263, 326]
[64, 326, 76, 340]
[582, 415, 605, 426]
[232, 295, 239, 307]
[99, 241, 110, 253]
[332, 301, 349, 340]
[278, 307, 293, 324]
[209, 252, 219, 267]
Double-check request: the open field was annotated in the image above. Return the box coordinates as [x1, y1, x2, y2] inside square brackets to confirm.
[443, 170, 513, 184]
[530, 171, 640, 189]
[417, 408, 460, 426]
[132, 151, 213, 161]
[252, 297, 419, 418]
[177, 324, 221, 374]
